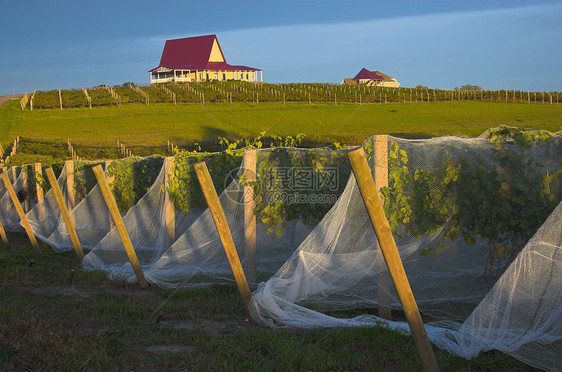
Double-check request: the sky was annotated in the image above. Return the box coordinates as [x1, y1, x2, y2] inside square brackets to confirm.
[1, 0, 561, 95]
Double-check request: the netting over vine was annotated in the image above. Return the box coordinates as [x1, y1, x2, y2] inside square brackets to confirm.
[248, 129, 561, 371]
[1, 127, 560, 370]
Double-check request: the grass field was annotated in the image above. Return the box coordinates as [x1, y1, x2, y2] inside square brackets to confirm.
[0, 234, 539, 371]
[0, 97, 557, 370]
[1, 99, 560, 149]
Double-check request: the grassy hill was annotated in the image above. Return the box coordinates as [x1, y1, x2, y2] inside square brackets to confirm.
[1, 99, 560, 151]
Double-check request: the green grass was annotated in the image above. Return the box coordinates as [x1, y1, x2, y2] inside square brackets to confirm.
[0, 236, 540, 371]
[1, 99, 560, 149]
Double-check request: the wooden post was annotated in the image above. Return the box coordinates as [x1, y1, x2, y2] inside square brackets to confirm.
[194, 161, 253, 317]
[105, 161, 116, 230]
[373, 136, 391, 320]
[92, 165, 148, 288]
[243, 150, 257, 283]
[0, 168, 9, 243]
[65, 160, 75, 211]
[34, 163, 45, 222]
[1, 173, 39, 250]
[34, 163, 43, 202]
[347, 147, 439, 372]
[163, 157, 175, 248]
[21, 168, 30, 213]
[0, 217, 8, 245]
[59, 89, 63, 110]
[45, 168, 84, 259]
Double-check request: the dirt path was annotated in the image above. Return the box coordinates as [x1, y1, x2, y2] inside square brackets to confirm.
[0, 94, 22, 108]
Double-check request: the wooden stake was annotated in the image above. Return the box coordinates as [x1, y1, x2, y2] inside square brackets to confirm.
[105, 161, 116, 230]
[65, 160, 75, 211]
[347, 147, 439, 372]
[243, 150, 257, 283]
[1, 172, 39, 250]
[21, 168, 29, 213]
[0, 216, 8, 245]
[373, 136, 391, 320]
[163, 157, 175, 248]
[34, 163, 45, 222]
[92, 165, 148, 288]
[45, 167, 84, 259]
[194, 161, 253, 317]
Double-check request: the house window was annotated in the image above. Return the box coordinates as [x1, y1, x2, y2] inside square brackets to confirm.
[206, 73, 210, 80]
[223, 73, 226, 80]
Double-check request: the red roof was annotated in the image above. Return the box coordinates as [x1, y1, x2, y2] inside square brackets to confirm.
[353, 68, 383, 81]
[150, 34, 260, 72]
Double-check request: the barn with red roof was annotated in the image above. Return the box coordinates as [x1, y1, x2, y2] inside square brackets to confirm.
[149, 34, 261, 84]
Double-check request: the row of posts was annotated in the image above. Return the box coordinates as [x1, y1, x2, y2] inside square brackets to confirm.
[0, 140, 438, 370]
[116, 139, 135, 157]
[2, 137, 19, 167]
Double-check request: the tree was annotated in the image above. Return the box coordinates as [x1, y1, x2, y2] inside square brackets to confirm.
[455, 84, 482, 91]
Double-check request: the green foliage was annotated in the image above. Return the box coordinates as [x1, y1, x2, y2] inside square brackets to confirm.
[107, 156, 164, 212]
[73, 161, 104, 201]
[167, 132, 273, 212]
[381, 127, 561, 276]
[455, 84, 483, 91]
[251, 143, 350, 236]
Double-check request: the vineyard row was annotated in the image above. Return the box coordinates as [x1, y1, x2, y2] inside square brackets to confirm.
[20, 82, 562, 110]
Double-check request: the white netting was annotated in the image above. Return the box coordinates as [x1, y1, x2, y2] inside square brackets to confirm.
[248, 130, 561, 371]
[26, 164, 70, 247]
[2, 127, 560, 370]
[0, 166, 32, 232]
[145, 146, 350, 288]
[82, 156, 203, 280]
[453, 201, 561, 370]
[26, 161, 108, 251]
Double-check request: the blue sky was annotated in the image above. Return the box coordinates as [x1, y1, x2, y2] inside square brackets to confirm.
[1, 0, 561, 94]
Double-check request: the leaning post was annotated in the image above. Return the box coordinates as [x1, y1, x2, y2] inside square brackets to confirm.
[92, 165, 148, 288]
[194, 161, 253, 318]
[45, 167, 84, 259]
[347, 147, 439, 372]
[1, 172, 39, 250]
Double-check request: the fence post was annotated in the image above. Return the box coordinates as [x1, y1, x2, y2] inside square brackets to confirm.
[45, 167, 84, 259]
[1, 173, 39, 250]
[92, 165, 148, 288]
[163, 157, 175, 248]
[373, 135, 391, 320]
[0, 217, 8, 245]
[65, 160, 75, 215]
[194, 161, 253, 318]
[21, 167, 30, 213]
[34, 162, 45, 221]
[347, 147, 439, 372]
[104, 161, 116, 230]
[243, 150, 257, 284]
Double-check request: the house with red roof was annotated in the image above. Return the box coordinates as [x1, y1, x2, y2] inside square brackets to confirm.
[149, 34, 261, 84]
[341, 68, 399, 87]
